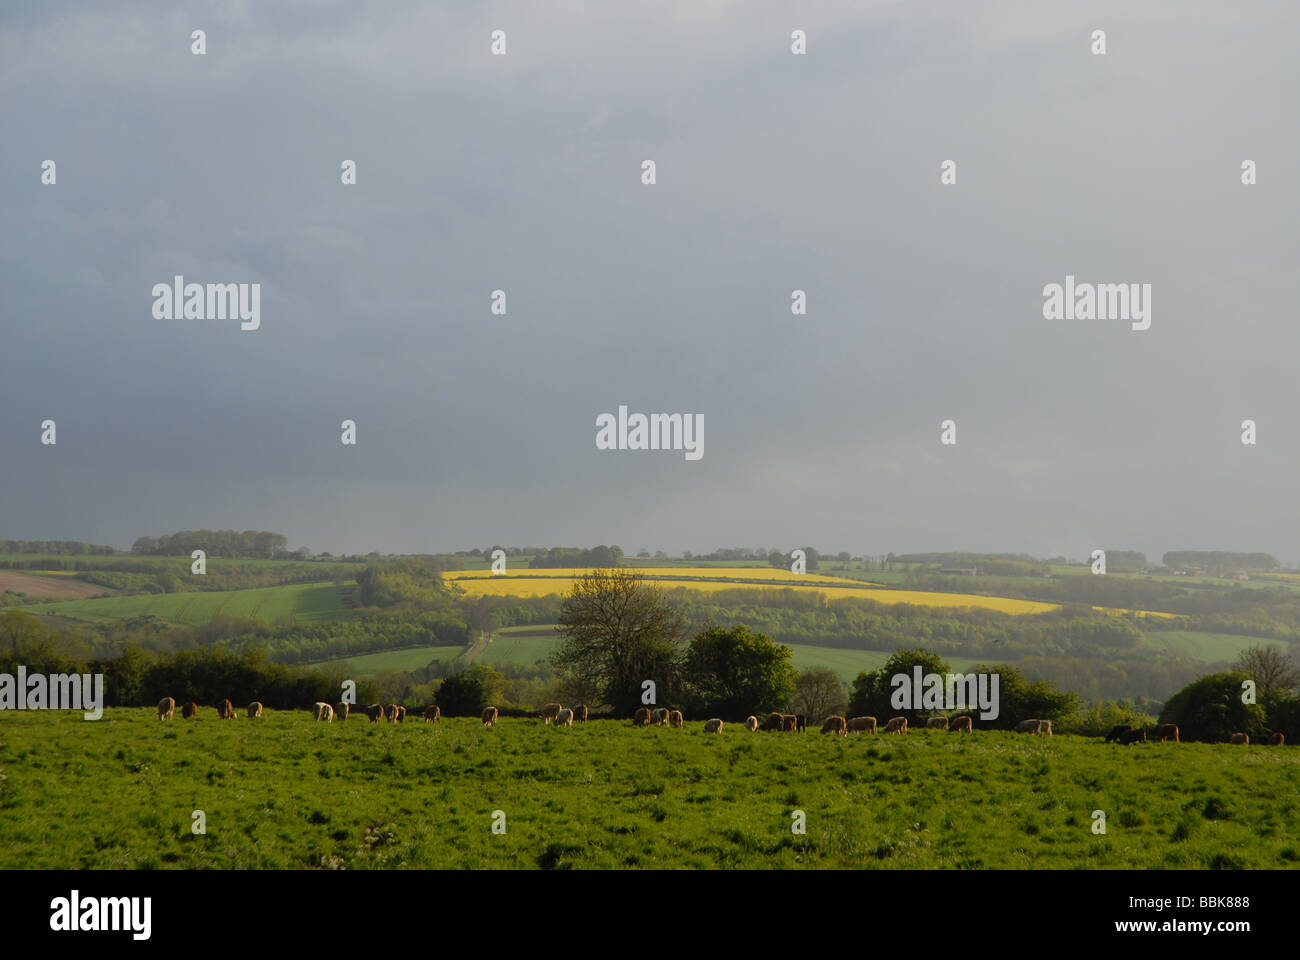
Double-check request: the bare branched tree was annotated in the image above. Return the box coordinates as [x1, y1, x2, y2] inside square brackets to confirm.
[1236, 645, 1300, 699]
[789, 666, 848, 720]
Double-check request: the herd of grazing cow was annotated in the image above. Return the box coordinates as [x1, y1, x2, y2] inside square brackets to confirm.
[155, 696, 448, 724]
[151, 696, 1289, 746]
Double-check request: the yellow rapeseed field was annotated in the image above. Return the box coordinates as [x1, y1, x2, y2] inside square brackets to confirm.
[443, 567, 1186, 619]
[1092, 606, 1182, 619]
[444, 568, 1062, 614]
[447, 566, 865, 586]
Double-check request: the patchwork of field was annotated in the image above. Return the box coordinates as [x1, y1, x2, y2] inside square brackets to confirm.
[17, 582, 345, 625]
[0, 570, 112, 599]
[1, 709, 1295, 869]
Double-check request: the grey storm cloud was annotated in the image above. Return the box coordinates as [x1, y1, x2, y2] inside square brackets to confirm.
[1, 1, 1297, 561]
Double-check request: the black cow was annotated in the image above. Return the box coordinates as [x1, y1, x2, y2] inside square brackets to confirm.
[1119, 728, 1146, 745]
[796, 714, 807, 732]
[1104, 724, 1132, 743]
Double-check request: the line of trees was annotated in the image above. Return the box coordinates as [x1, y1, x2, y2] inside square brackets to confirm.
[529, 545, 624, 568]
[130, 530, 292, 558]
[0, 621, 359, 709]
[548, 570, 1092, 724]
[0, 540, 118, 555]
[1162, 551, 1279, 570]
[846, 649, 1080, 731]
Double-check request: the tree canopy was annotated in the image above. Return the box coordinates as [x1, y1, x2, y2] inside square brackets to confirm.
[684, 623, 796, 719]
[551, 569, 686, 716]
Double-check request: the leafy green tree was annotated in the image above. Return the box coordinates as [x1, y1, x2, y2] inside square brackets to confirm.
[684, 624, 796, 718]
[790, 665, 848, 720]
[1159, 671, 1268, 742]
[435, 665, 505, 717]
[1053, 699, 1154, 737]
[552, 570, 686, 716]
[848, 648, 951, 719]
[101, 645, 157, 706]
[968, 663, 1080, 730]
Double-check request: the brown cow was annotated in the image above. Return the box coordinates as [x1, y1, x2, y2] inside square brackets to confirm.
[948, 716, 972, 732]
[1156, 723, 1179, 742]
[182, 701, 198, 719]
[481, 705, 499, 726]
[539, 702, 563, 724]
[1120, 728, 1146, 745]
[781, 714, 798, 732]
[1266, 732, 1284, 746]
[668, 709, 683, 728]
[313, 701, 333, 722]
[1229, 732, 1249, 745]
[703, 718, 723, 733]
[157, 697, 175, 720]
[1015, 719, 1041, 734]
[247, 701, 263, 719]
[367, 703, 385, 723]
[650, 707, 670, 726]
[763, 712, 784, 731]
[745, 715, 759, 732]
[1038, 719, 1052, 736]
[218, 698, 235, 720]
[820, 716, 847, 736]
[883, 717, 908, 735]
[424, 705, 441, 723]
[633, 707, 652, 726]
[573, 704, 589, 722]
[846, 716, 877, 734]
[386, 704, 400, 723]
[396, 706, 406, 723]
[555, 708, 574, 727]
[334, 701, 349, 722]
[925, 716, 948, 730]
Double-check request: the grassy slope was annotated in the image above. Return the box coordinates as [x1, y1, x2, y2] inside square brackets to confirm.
[1141, 631, 1289, 663]
[18, 582, 346, 625]
[1, 709, 1295, 869]
[310, 645, 464, 675]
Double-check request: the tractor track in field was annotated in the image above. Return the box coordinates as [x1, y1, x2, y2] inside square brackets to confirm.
[461, 630, 491, 664]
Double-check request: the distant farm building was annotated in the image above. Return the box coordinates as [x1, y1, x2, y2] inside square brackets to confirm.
[939, 566, 980, 576]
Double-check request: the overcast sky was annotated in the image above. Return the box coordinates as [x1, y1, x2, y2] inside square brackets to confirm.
[3, 1, 1298, 562]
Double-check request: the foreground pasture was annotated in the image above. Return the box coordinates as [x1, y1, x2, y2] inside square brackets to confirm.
[0, 710, 1296, 869]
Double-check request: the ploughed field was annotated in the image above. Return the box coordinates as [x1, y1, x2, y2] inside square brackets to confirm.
[1, 709, 1296, 869]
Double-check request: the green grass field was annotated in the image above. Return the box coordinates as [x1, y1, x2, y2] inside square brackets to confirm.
[310, 645, 465, 675]
[474, 631, 561, 666]
[1141, 631, 1289, 663]
[18, 582, 346, 625]
[1, 709, 1295, 869]
[782, 645, 980, 682]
